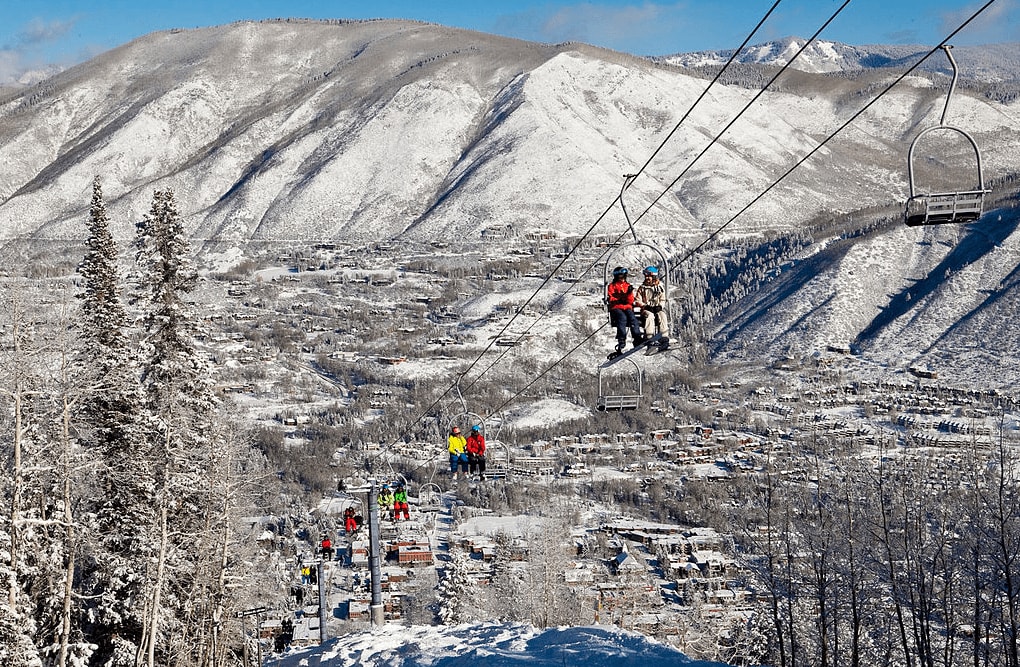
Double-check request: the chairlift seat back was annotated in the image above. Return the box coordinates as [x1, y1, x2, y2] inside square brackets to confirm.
[905, 190, 984, 227]
[596, 394, 641, 411]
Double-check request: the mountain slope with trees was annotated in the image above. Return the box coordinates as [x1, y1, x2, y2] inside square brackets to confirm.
[0, 20, 1017, 245]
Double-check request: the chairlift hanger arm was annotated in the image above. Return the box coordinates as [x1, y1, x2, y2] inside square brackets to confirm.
[619, 174, 639, 243]
[939, 45, 958, 127]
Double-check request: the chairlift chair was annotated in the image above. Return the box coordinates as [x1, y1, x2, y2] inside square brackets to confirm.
[596, 357, 643, 411]
[417, 482, 444, 512]
[444, 411, 484, 458]
[904, 45, 989, 227]
[602, 174, 671, 319]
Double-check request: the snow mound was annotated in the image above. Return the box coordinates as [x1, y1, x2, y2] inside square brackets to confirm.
[272, 622, 723, 666]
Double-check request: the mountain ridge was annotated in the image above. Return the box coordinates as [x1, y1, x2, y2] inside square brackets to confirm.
[657, 36, 1020, 81]
[2, 19, 1017, 248]
[1, 19, 1020, 384]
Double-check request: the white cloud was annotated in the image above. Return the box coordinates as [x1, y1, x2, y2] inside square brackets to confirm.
[939, 0, 1018, 44]
[540, 3, 667, 43]
[493, 2, 689, 54]
[0, 17, 78, 85]
[16, 17, 77, 47]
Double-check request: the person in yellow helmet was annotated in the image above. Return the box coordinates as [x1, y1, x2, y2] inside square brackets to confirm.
[448, 425, 468, 479]
[377, 485, 394, 521]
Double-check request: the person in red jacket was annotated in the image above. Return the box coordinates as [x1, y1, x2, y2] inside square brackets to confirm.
[606, 266, 644, 355]
[343, 506, 358, 534]
[393, 483, 410, 521]
[466, 424, 486, 479]
[320, 536, 333, 562]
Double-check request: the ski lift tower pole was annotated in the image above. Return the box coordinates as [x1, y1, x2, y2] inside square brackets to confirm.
[234, 607, 266, 666]
[367, 482, 384, 626]
[317, 557, 328, 644]
[238, 614, 248, 667]
[255, 609, 264, 665]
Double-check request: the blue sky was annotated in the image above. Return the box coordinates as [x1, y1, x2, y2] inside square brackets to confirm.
[1, 1, 1016, 82]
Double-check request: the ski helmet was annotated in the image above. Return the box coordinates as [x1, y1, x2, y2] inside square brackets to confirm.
[472, 425, 481, 432]
[643, 266, 659, 276]
[612, 266, 628, 278]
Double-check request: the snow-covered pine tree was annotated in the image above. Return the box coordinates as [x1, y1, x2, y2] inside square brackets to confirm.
[488, 529, 526, 622]
[0, 291, 44, 667]
[75, 176, 152, 667]
[436, 550, 478, 625]
[0, 524, 41, 667]
[132, 188, 223, 667]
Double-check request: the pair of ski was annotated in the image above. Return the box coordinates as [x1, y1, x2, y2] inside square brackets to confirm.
[606, 335, 668, 361]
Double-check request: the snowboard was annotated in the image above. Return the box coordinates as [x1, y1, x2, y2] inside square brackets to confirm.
[605, 335, 662, 362]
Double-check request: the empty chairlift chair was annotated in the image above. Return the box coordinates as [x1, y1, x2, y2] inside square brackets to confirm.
[596, 357, 643, 411]
[904, 45, 989, 227]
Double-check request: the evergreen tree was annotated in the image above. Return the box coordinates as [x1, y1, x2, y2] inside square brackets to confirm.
[437, 551, 477, 625]
[79, 177, 131, 366]
[488, 530, 525, 622]
[133, 188, 221, 667]
[76, 176, 151, 667]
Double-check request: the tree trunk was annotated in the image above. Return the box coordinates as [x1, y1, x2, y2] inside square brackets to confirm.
[140, 422, 174, 667]
[57, 394, 76, 667]
[8, 387, 23, 610]
[142, 503, 169, 667]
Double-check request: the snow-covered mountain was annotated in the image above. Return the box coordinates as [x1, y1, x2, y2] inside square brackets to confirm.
[658, 37, 1020, 80]
[1, 19, 1019, 385]
[0, 20, 1017, 245]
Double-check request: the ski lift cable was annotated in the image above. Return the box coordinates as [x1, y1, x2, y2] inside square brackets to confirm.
[459, 1, 861, 392]
[626, 0, 854, 233]
[624, 0, 784, 182]
[458, 244, 616, 394]
[462, 1, 1001, 419]
[487, 324, 608, 417]
[378, 1, 787, 430]
[650, 0, 1000, 271]
[446, 1, 785, 392]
